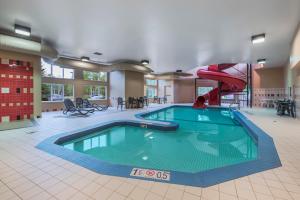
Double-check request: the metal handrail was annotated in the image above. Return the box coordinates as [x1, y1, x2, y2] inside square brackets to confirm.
[228, 101, 240, 111]
[229, 102, 234, 111]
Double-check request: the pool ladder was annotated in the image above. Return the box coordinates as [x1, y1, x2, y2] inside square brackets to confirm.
[229, 101, 240, 111]
[228, 102, 238, 119]
[229, 103, 235, 112]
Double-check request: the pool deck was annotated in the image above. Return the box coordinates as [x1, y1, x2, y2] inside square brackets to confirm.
[0, 104, 300, 200]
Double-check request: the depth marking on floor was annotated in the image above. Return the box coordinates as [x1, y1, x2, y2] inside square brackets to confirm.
[130, 168, 170, 181]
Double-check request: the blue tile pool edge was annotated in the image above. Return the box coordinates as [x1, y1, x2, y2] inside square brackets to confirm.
[36, 106, 281, 187]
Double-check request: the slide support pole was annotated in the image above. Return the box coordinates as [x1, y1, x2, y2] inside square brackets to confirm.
[218, 81, 222, 106]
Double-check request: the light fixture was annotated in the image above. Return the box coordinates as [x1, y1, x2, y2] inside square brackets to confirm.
[14, 24, 31, 37]
[94, 52, 102, 56]
[141, 60, 149, 65]
[257, 59, 266, 64]
[81, 56, 90, 62]
[251, 33, 266, 44]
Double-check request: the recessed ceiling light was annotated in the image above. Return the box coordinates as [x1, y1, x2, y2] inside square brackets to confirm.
[14, 24, 31, 37]
[94, 52, 102, 56]
[141, 60, 149, 65]
[257, 58, 266, 64]
[251, 33, 266, 44]
[81, 56, 90, 62]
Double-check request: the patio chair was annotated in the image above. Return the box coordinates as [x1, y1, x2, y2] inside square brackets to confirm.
[276, 99, 296, 118]
[137, 97, 144, 108]
[153, 96, 159, 103]
[117, 97, 127, 110]
[83, 99, 109, 111]
[290, 100, 296, 118]
[143, 96, 149, 107]
[63, 99, 94, 115]
[163, 96, 168, 104]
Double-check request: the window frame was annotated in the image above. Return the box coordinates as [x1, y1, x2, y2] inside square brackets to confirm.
[83, 70, 107, 82]
[145, 79, 158, 98]
[197, 87, 214, 96]
[52, 65, 64, 79]
[83, 85, 107, 100]
[41, 59, 74, 79]
[63, 68, 74, 79]
[146, 87, 157, 98]
[41, 83, 74, 102]
[64, 84, 75, 100]
[146, 79, 158, 86]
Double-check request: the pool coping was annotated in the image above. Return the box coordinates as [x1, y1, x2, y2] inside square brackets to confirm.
[36, 105, 281, 187]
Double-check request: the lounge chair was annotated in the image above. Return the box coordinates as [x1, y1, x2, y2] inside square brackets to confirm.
[75, 97, 84, 108]
[83, 99, 109, 111]
[63, 99, 94, 115]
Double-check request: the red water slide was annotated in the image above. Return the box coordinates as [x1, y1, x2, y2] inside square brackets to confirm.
[193, 64, 246, 108]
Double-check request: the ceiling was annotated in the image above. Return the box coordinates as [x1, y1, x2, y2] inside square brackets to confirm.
[0, 0, 299, 72]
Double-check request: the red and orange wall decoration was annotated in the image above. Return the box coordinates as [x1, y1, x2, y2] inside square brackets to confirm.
[0, 58, 33, 123]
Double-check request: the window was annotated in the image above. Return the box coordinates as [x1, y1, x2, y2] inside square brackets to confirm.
[222, 94, 235, 100]
[41, 84, 51, 101]
[99, 72, 107, 82]
[52, 65, 63, 78]
[145, 79, 157, 98]
[64, 84, 74, 99]
[83, 71, 107, 82]
[197, 87, 213, 96]
[146, 79, 157, 86]
[84, 85, 107, 100]
[64, 68, 74, 79]
[41, 59, 74, 79]
[42, 83, 74, 102]
[41, 59, 52, 77]
[51, 84, 64, 101]
[146, 87, 157, 98]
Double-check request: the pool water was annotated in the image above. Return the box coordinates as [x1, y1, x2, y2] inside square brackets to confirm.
[61, 106, 257, 173]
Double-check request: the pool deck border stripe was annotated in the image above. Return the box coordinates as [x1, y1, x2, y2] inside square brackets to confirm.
[36, 106, 281, 187]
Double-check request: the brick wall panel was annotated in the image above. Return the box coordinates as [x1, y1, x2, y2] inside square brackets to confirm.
[0, 59, 33, 123]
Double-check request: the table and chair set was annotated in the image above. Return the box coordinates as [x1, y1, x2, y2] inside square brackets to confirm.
[116, 96, 168, 110]
[276, 99, 296, 118]
[153, 96, 168, 104]
[259, 98, 296, 118]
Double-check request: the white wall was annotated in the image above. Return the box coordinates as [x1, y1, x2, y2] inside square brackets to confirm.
[109, 71, 125, 106]
[110, 70, 145, 106]
[158, 80, 174, 103]
[284, 25, 300, 114]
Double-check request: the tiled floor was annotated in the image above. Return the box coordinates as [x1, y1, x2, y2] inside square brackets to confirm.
[0, 105, 300, 200]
